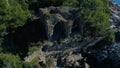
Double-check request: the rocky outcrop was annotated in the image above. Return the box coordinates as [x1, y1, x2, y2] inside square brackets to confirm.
[109, 1, 120, 42]
[56, 53, 90, 68]
[24, 49, 46, 63]
[24, 2, 120, 68]
[109, 2, 120, 32]
[38, 6, 82, 41]
[87, 43, 120, 68]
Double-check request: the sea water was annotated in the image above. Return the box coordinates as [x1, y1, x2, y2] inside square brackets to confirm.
[114, 0, 120, 5]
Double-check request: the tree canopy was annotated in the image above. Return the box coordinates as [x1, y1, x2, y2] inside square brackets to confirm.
[0, 0, 30, 46]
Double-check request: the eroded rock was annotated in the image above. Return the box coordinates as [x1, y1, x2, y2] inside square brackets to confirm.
[38, 6, 80, 42]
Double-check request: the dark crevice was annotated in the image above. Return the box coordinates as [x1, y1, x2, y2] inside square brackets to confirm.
[71, 19, 81, 35]
[100, 58, 114, 68]
[115, 32, 120, 42]
[53, 21, 67, 42]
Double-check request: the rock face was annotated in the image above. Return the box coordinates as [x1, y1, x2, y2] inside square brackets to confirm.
[38, 6, 82, 41]
[23, 1, 120, 68]
[109, 1, 120, 42]
[89, 43, 120, 68]
[4, 6, 83, 58]
[28, 3, 120, 68]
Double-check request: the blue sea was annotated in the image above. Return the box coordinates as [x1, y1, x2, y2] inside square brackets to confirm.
[114, 0, 120, 5]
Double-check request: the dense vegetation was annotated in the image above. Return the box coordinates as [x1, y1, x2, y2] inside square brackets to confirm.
[0, 0, 29, 46]
[78, 0, 114, 44]
[0, 0, 114, 68]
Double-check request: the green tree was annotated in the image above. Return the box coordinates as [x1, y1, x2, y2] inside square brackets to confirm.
[78, 0, 111, 34]
[63, 0, 79, 7]
[0, 0, 30, 46]
[23, 62, 33, 68]
[0, 54, 22, 68]
[78, 0, 114, 43]
[0, 0, 10, 36]
[8, 0, 30, 28]
[16, 0, 29, 10]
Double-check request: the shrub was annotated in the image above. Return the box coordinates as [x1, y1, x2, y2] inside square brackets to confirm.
[23, 62, 33, 68]
[0, 54, 22, 68]
[63, 0, 79, 7]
